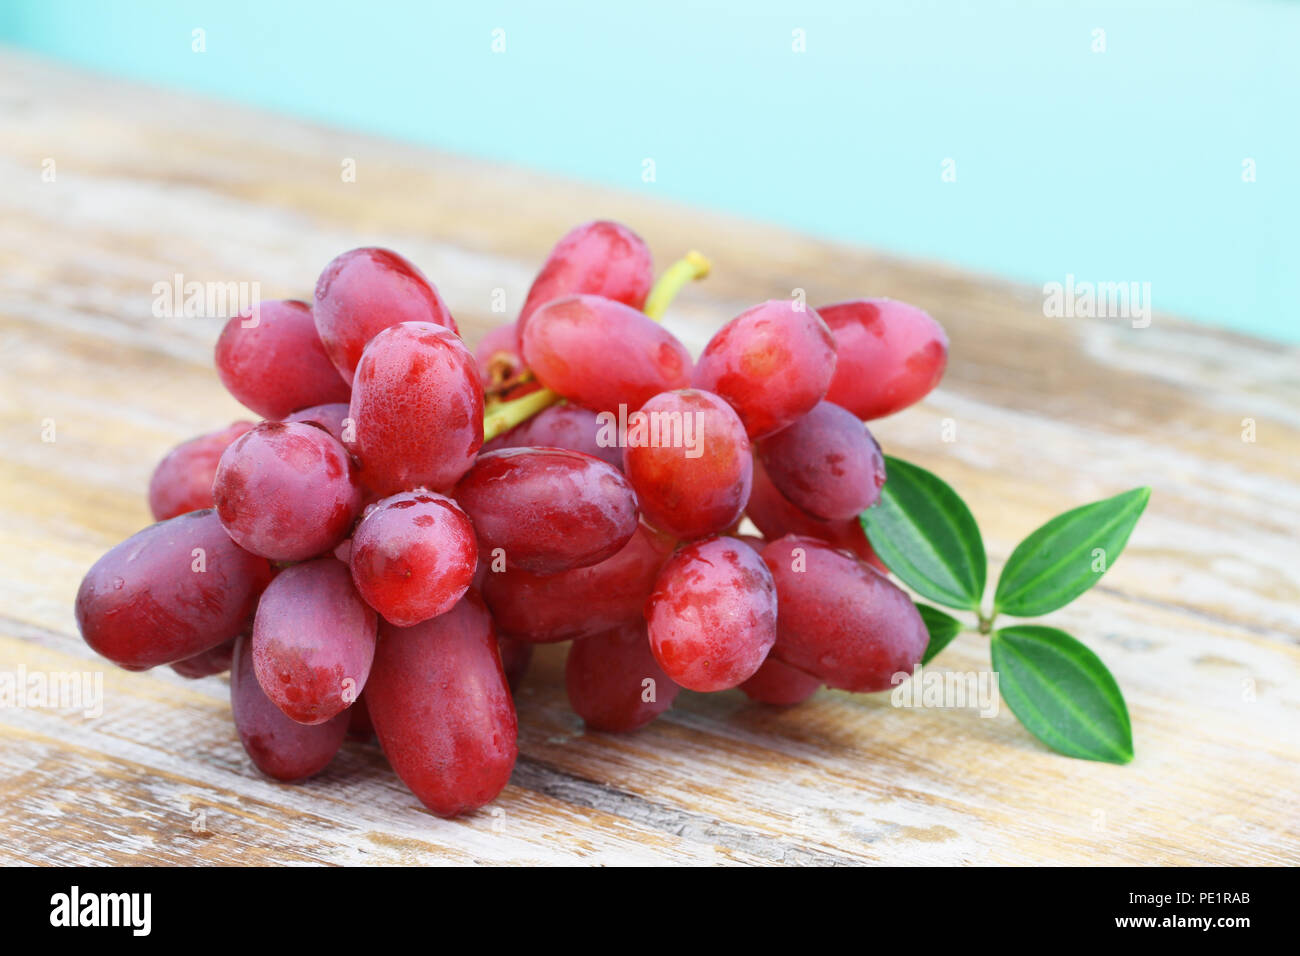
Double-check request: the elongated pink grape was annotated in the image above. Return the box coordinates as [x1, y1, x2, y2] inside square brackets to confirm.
[746, 454, 886, 571]
[76, 510, 272, 670]
[215, 299, 351, 418]
[566, 621, 679, 732]
[498, 636, 533, 694]
[283, 402, 352, 444]
[231, 635, 348, 782]
[761, 535, 927, 692]
[481, 522, 674, 643]
[692, 300, 836, 438]
[366, 593, 518, 817]
[517, 220, 653, 331]
[170, 636, 238, 679]
[455, 447, 638, 574]
[148, 421, 254, 521]
[758, 400, 886, 520]
[213, 421, 362, 561]
[818, 299, 948, 420]
[740, 657, 822, 706]
[252, 558, 378, 725]
[645, 536, 777, 692]
[349, 490, 477, 626]
[520, 295, 691, 412]
[622, 389, 752, 540]
[475, 322, 526, 391]
[313, 247, 458, 385]
[346, 692, 375, 742]
[483, 403, 623, 470]
[347, 321, 483, 495]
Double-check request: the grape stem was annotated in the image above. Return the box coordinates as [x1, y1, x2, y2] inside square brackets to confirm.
[483, 386, 561, 441]
[644, 250, 711, 321]
[481, 251, 712, 441]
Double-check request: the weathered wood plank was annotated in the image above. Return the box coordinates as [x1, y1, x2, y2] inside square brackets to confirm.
[0, 52, 1296, 865]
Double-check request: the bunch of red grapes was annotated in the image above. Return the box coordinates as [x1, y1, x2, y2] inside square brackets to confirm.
[75, 221, 948, 818]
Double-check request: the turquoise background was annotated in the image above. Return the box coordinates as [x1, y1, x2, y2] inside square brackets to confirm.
[2, 0, 1296, 341]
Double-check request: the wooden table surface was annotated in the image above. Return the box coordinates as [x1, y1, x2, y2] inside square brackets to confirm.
[1, 52, 1297, 866]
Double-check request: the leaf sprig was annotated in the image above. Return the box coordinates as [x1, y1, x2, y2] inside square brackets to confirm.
[861, 457, 1149, 764]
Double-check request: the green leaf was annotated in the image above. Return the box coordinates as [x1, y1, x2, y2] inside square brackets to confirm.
[861, 456, 986, 611]
[991, 625, 1133, 764]
[994, 487, 1150, 617]
[916, 603, 963, 664]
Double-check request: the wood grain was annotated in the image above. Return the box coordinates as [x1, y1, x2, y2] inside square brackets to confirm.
[1, 51, 1296, 866]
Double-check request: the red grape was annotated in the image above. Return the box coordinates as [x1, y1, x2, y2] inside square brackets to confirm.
[645, 536, 777, 692]
[818, 299, 948, 420]
[498, 636, 533, 694]
[622, 389, 751, 540]
[455, 447, 638, 574]
[284, 402, 352, 444]
[366, 593, 518, 817]
[76, 510, 272, 670]
[517, 220, 653, 331]
[483, 403, 622, 470]
[761, 535, 927, 692]
[475, 321, 526, 391]
[692, 300, 836, 438]
[346, 692, 375, 742]
[740, 657, 822, 706]
[520, 295, 691, 412]
[74, 225, 964, 820]
[252, 557, 378, 725]
[746, 454, 885, 570]
[215, 300, 350, 418]
[313, 247, 457, 385]
[347, 322, 483, 495]
[566, 621, 679, 732]
[349, 490, 477, 626]
[481, 522, 673, 643]
[213, 421, 362, 561]
[758, 400, 886, 520]
[169, 635, 238, 679]
[231, 634, 348, 781]
[148, 421, 253, 521]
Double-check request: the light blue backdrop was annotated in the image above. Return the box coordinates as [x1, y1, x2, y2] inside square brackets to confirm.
[3, 0, 1296, 340]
